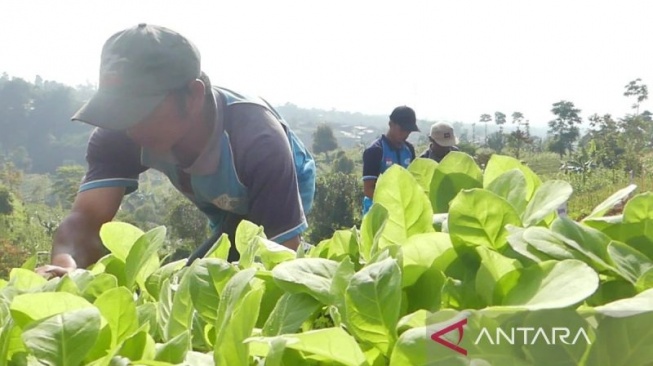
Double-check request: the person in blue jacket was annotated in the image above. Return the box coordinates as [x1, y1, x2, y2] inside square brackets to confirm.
[361, 106, 418, 215]
[36, 23, 316, 277]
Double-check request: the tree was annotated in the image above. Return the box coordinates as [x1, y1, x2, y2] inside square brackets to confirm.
[494, 111, 507, 134]
[487, 131, 505, 153]
[312, 123, 339, 159]
[165, 197, 209, 248]
[51, 164, 85, 209]
[332, 152, 355, 174]
[587, 113, 623, 169]
[624, 78, 648, 116]
[306, 172, 362, 243]
[0, 185, 13, 215]
[507, 112, 530, 159]
[547, 101, 582, 159]
[479, 114, 492, 145]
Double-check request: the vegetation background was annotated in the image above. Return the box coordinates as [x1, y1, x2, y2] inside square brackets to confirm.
[0, 72, 651, 277]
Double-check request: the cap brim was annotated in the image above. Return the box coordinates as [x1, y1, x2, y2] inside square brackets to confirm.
[72, 90, 167, 130]
[433, 136, 458, 147]
[404, 124, 420, 132]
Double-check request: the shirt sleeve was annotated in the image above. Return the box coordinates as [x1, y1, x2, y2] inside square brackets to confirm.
[228, 104, 307, 243]
[79, 128, 148, 194]
[362, 145, 382, 181]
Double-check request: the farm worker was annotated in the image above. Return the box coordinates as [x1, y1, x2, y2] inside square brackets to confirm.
[361, 106, 418, 215]
[420, 122, 459, 162]
[36, 23, 315, 277]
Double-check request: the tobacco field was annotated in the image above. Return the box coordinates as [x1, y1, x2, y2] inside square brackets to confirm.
[1, 152, 652, 365]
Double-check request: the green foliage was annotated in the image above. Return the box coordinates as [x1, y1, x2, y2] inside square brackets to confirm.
[547, 100, 582, 158]
[164, 195, 209, 249]
[0, 153, 653, 364]
[332, 151, 355, 174]
[306, 172, 362, 244]
[312, 123, 339, 156]
[51, 164, 85, 209]
[0, 185, 13, 215]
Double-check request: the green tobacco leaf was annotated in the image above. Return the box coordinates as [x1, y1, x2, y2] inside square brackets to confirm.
[253, 270, 285, 330]
[94, 287, 139, 347]
[404, 262, 446, 313]
[10, 292, 95, 329]
[214, 269, 265, 366]
[585, 311, 653, 365]
[497, 259, 599, 310]
[636, 268, 653, 292]
[551, 217, 615, 272]
[485, 169, 528, 214]
[272, 258, 339, 305]
[103, 255, 127, 287]
[311, 229, 358, 263]
[8, 269, 46, 291]
[154, 331, 190, 364]
[401, 233, 447, 288]
[521, 310, 591, 366]
[330, 257, 356, 322]
[620, 192, 653, 259]
[235, 220, 264, 269]
[448, 189, 522, 250]
[137, 303, 158, 338]
[20, 256, 37, 271]
[584, 183, 637, 220]
[262, 293, 321, 336]
[22, 308, 101, 366]
[608, 241, 653, 284]
[520, 227, 584, 261]
[374, 165, 434, 248]
[0, 319, 14, 366]
[257, 238, 296, 269]
[246, 328, 368, 366]
[429, 151, 483, 213]
[484, 154, 542, 201]
[166, 268, 194, 341]
[82, 273, 118, 303]
[586, 279, 637, 308]
[359, 203, 389, 263]
[205, 233, 232, 261]
[505, 225, 550, 263]
[521, 180, 572, 227]
[475, 247, 522, 306]
[408, 157, 438, 195]
[594, 288, 653, 318]
[187, 258, 236, 324]
[157, 279, 173, 341]
[99, 222, 145, 261]
[124, 226, 166, 288]
[117, 327, 155, 362]
[345, 258, 402, 355]
[144, 259, 185, 300]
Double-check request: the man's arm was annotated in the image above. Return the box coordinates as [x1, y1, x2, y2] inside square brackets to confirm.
[50, 187, 124, 270]
[363, 179, 376, 199]
[38, 127, 146, 277]
[362, 144, 381, 199]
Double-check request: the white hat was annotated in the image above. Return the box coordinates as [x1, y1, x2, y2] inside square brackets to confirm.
[430, 122, 458, 147]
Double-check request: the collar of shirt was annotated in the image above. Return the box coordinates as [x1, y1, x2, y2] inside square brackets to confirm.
[144, 88, 225, 176]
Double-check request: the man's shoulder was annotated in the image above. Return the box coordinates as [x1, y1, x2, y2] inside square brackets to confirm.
[364, 136, 384, 150]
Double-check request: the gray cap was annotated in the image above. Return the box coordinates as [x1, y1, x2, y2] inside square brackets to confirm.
[72, 23, 201, 130]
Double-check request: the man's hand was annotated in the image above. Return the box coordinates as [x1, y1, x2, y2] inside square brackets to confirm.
[35, 264, 74, 280]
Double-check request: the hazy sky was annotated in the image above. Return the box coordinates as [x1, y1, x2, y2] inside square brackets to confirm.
[2, 0, 652, 127]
